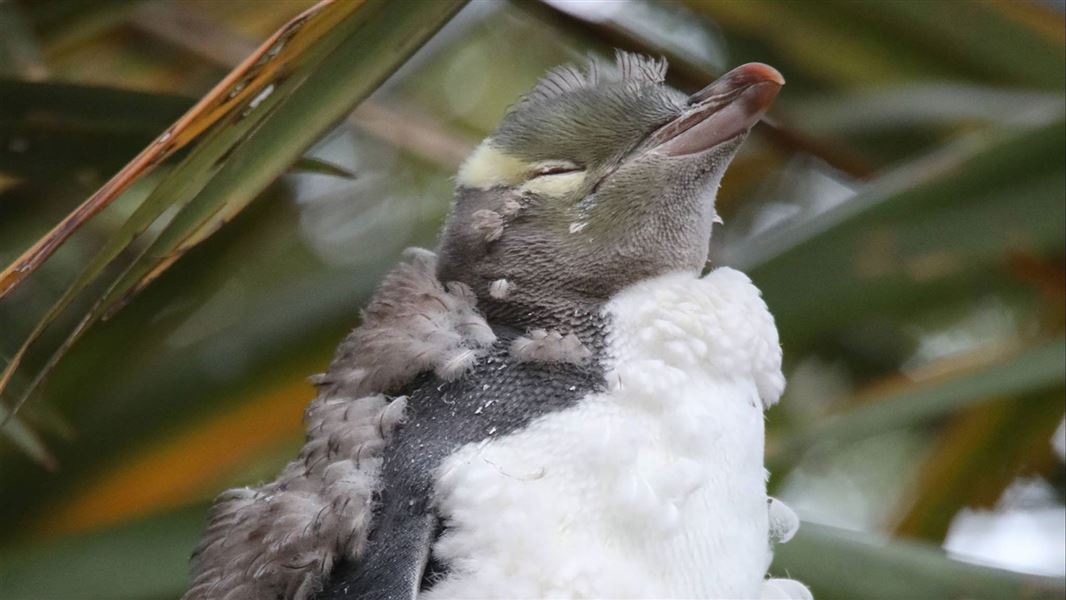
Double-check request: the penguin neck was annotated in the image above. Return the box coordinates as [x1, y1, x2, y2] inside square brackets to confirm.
[479, 293, 607, 350]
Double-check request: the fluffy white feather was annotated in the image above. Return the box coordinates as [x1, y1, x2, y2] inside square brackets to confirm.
[489, 278, 512, 299]
[426, 268, 791, 598]
[768, 496, 800, 545]
[762, 578, 814, 600]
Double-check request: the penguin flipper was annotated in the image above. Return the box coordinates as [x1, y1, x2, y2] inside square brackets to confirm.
[315, 511, 437, 600]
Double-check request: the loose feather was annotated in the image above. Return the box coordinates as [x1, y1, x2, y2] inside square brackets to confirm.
[185, 249, 495, 600]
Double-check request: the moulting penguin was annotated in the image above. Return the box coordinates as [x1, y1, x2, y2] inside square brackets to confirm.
[185, 51, 809, 600]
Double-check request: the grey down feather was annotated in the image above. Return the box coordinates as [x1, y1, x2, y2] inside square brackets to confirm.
[183, 248, 495, 600]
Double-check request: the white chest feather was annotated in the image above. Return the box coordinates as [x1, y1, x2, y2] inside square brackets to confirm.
[425, 268, 785, 599]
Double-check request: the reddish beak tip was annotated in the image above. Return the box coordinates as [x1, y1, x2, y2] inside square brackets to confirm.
[732, 62, 786, 87]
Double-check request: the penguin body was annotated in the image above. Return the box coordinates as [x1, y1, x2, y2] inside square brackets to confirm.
[185, 52, 810, 600]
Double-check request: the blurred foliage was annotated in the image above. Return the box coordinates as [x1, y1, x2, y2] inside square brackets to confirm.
[0, 1, 1063, 599]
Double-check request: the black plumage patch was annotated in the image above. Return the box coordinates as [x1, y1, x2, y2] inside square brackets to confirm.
[315, 320, 609, 599]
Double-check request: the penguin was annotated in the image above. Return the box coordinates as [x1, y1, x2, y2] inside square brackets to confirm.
[184, 52, 809, 600]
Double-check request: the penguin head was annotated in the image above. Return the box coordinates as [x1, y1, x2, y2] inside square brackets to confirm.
[437, 52, 783, 313]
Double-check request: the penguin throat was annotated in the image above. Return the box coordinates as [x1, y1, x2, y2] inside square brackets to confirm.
[479, 294, 607, 352]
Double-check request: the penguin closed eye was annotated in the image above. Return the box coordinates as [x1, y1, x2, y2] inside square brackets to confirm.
[185, 52, 810, 600]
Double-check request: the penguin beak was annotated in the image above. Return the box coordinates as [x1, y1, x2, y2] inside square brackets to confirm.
[649, 63, 784, 156]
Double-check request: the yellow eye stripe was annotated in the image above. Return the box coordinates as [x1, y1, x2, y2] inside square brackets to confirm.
[456, 141, 586, 197]
[519, 170, 586, 197]
[456, 142, 530, 189]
